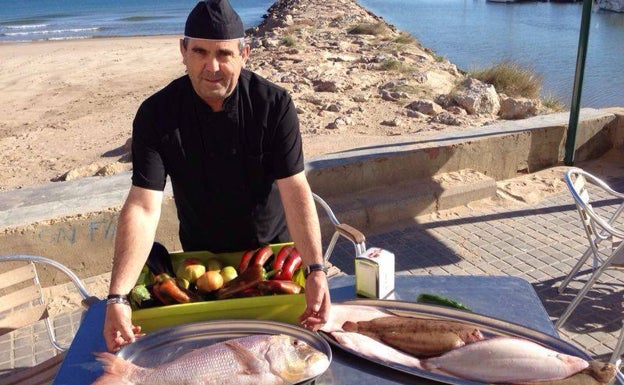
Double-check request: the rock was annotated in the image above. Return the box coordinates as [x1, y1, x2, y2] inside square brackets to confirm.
[596, 0, 624, 12]
[313, 80, 342, 92]
[405, 99, 444, 116]
[452, 77, 501, 116]
[95, 161, 133, 177]
[428, 111, 465, 126]
[499, 94, 541, 120]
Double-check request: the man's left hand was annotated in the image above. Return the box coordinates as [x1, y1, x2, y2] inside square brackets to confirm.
[298, 270, 331, 331]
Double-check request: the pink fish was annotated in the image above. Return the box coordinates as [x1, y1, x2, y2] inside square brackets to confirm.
[330, 331, 423, 369]
[422, 336, 589, 383]
[91, 334, 330, 385]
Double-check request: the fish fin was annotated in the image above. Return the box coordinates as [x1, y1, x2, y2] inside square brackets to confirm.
[92, 351, 137, 385]
[225, 340, 263, 374]
[342, 321, 358, 331]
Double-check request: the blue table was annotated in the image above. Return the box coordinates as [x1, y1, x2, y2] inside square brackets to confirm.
[54, 275, 557, 385]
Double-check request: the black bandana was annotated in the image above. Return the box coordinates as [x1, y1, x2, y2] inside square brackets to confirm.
[184, 0, 245, 40]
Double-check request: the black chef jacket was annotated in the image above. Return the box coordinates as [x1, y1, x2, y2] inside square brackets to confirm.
[131, 70, 304, 253]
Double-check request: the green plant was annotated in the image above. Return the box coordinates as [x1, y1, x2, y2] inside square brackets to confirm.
[380, 58, 402, 71]
[468, 59, 542, 99]
[541, 94, 564, 112]
[347, 22, 388, 36]
[394, 32, 415, 44]
[281, 35, 296, 47]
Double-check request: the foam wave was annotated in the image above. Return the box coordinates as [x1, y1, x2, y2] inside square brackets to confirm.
[5, 24, 48, 30]
[4, 27, 100, 37]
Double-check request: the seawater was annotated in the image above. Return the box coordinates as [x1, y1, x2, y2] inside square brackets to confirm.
[358, 0, 624, 108]
[1, 0, 622, 108]
[0, 0, 273, 41]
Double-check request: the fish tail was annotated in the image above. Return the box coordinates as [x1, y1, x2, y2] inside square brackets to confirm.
[92, 351, 137, 385]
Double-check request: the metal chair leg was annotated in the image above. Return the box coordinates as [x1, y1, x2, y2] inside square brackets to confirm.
[558, 247, 594, 294]
[555, 259, 612, 329]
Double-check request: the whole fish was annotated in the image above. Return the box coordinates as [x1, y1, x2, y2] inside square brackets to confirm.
[342, 316, 484, 357]
[330, 331, 422, 369]
[321, 304, 392, 332]
[422, 336, 589, 383]
[92, 334, 330, 385]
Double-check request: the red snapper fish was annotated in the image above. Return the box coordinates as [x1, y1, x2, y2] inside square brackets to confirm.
[91, 334, 330, 385]
[422, 336, 589, 383]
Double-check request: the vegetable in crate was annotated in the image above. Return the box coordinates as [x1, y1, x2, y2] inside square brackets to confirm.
[273, 247, 302, 280]
[152, 274, 200, 305]
[176, 257, 206, 284]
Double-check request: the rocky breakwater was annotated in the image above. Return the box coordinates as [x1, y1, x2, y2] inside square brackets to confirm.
[247, 0, 544, 134]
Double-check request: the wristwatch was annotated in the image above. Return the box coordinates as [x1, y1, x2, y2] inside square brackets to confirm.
[304, 263, 328, 278]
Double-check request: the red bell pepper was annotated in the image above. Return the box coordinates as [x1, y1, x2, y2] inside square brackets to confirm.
[238, 248, 256, 273]
[250, 245, 274, 267]
[272, 245, 294, 271]
[272, 248, 302, 281]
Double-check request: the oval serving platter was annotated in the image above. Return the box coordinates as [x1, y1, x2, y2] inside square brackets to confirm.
[321, 299, 592, 385]
[117, 319, 332, 385]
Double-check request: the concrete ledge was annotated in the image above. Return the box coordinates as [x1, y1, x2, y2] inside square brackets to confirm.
[316, 169, 496, 234]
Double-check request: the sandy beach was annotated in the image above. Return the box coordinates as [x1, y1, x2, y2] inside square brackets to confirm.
[0, 36, 184, 191]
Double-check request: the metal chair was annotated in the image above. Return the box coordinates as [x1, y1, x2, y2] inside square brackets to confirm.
[0, 255, 97, 385]
[312, 192, 367, 263]
[555, 168, 624, 366]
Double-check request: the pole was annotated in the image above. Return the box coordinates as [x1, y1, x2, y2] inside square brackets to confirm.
[564, 0, 593, 166]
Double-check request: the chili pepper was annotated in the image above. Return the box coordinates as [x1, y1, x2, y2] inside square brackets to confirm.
[257, 280, 303, 294]
[238, 248, 257, 273]
[250, 245, 274, 267]
[153, 277, 194, 304]
[151, 282, 174, 305]
[273, 249, 302, 281]
[272, 245, 294, 271]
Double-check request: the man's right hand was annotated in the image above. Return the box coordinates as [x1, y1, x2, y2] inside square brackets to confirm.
[103, 303, 142, 352]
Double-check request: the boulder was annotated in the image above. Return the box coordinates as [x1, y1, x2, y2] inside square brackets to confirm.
[499, 94, 541, 120]
[452, 77, 501, 116]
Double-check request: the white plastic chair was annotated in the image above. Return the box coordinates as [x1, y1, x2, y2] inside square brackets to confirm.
[0, 255, 96, 385]
[555, 168, 624, 366]
[312, 192, 367, 263]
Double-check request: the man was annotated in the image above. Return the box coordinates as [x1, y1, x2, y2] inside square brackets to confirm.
[103, 0, 329, 352]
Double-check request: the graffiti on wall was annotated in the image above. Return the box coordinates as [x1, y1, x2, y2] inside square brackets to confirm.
[37, 214, 119, 245]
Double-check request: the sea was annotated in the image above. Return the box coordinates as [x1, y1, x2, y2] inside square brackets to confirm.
[1, 0, 623, 108]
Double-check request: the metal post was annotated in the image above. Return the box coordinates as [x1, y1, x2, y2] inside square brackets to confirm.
[564, 0, 593, 166]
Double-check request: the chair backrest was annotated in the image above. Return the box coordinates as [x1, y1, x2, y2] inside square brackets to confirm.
[0, 255, 94, 352]
[0, 262, 48, 337]
[564, 168, 624, 242]
[312, 193, 367, 262]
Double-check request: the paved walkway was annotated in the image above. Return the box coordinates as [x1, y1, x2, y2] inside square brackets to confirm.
[1, 162, 623, 383]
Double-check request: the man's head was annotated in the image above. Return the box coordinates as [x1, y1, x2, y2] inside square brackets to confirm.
[180, 0, 249, 111]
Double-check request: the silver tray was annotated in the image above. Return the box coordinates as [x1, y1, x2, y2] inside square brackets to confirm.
[321, 299, 591, 385]
[117, 319, 332, 385]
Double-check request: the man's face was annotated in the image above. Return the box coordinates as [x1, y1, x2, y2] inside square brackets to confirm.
[180, 38, 249, 110]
